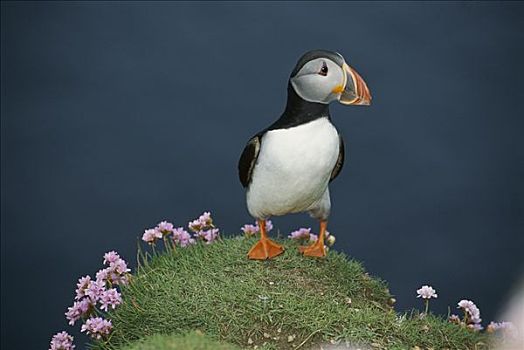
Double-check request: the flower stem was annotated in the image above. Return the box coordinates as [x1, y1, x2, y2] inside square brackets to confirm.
[424, 299, 429, 314]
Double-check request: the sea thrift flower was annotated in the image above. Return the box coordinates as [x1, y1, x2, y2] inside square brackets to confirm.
[196, 228, 220, 244]
[198, 212, 213, 226]
[189, 211, 215, 232]
[103, 251, 120, 265]
[288, 228, 312, 240]
[110, 270, 130, 286]
[172, 227, 196, 247]
[471, 314, 482, 324]
[97, 266, 126, 286]
[417, 285, 437, 314]
[65, 299, 92, 326]
[188, 219, 203, 232]
[242, 220, 273, 236]
[468, 323, 484, 331]
[99, 254, 131, 286]
[95, 268, 109, 284]
[448, 314, 461, 324]
[81, 317, 113, 340]
[142, 228, 162, 243]
[487, 321, 501, 332]
[487, 321, 518, 338]
[157, 221, 174, 234]
[49, 331, 75, 350]
[458, 299, 482, 325]
[241, 224, 258, 236]
[289, 229, 332, 246]
[75, 275, 92, 300]
[99, 288, 122, 311]
[417, 285, 438, 299]
[487, 321, 515, 332]
[85, 279, 105, 302]
[110, 258, 130, 275]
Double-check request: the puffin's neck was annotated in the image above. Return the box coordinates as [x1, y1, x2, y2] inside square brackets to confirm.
[267, 83, 331, 130]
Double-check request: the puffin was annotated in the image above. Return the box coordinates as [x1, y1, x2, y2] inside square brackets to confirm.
[238, 49, 371, 260]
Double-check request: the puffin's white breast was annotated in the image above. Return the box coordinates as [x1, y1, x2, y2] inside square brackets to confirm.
[247, 117, 340, 219]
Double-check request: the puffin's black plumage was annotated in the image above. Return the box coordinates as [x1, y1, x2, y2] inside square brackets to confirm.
[268, 83, 330, 130]
[238, 135, 261, 188]
[330, 136, 345, 181]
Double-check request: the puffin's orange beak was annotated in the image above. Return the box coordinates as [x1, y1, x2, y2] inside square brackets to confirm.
[337, 63, 372, 106]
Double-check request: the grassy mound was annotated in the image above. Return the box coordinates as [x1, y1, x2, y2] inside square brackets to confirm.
[117, 331, 240, 350]
[94, 236, 488, 349]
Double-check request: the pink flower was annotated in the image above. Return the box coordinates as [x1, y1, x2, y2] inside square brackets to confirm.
[75, 275, 109, 304]
[111, 272, 130, 286]
[81, 317, 112, 340]
[110, 258, 130, 275]
[98, 254, 131, 286]
[309, 233, 318, 242]
[468, 323, 484, 331]
[458, 299, 482, 325]
[74, 276, 92, 300]
[417, 285, 438, 299]
[142, 228, 162, 243]
[95, 268, 109, 284]
[264, 220, 273, 232]
[97, 266, 125, 286]
[196, 228, 219, 244]
[471, 315, 482, 324]
[157, 221, 174, 234]
[188, 212, 220, 242]
[99, 288, 122, 312]
[103, 251, 120, 265]
[85, 279, 105, 302]
[65, 299, 92, 326]
[49, 331, 75, 350]
[487, 321, 518, 338]
[241, 224, 258, 236]
[188, 219, 202, 232]
[172, 227, 195, 247]
[241, 220, 273, 236]
[189, 211, 215, 232]
[198, 212, 213, 226]
[288, 228, 312, 240]
[448, 314, 461, 324]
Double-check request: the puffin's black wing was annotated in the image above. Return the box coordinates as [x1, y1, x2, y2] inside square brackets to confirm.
[330, 135, 345, 182]
[238, 135, 262, 188]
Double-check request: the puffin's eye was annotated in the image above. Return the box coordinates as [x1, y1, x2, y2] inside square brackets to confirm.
[319, 62, 328, 76]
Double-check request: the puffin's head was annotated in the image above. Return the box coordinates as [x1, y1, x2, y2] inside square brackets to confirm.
[290, 49, 371, 106]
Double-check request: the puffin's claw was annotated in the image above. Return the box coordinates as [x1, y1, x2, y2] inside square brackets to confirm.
[248, 238, 284, 260]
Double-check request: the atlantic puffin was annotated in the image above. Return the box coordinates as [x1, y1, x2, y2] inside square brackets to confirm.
[238, 49, 371, 260]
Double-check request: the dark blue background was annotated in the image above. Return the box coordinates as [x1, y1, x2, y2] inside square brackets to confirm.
[2, 2, 523, 349]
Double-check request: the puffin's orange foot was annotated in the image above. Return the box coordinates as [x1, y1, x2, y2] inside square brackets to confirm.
[299, 243, 326, 258]
[248, 238, 284, 260]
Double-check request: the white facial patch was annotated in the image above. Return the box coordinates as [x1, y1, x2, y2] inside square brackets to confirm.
[290, 58, 345, 104]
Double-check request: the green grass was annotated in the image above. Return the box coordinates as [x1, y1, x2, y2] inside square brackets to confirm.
[93, 236, 489, 349]
[117, 331, 240, 350]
